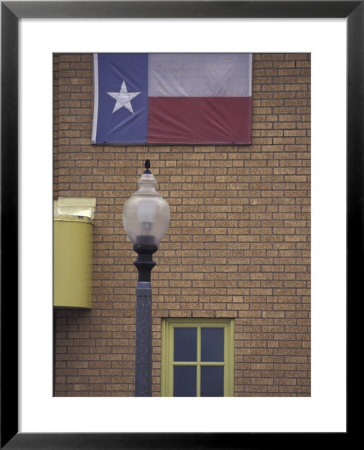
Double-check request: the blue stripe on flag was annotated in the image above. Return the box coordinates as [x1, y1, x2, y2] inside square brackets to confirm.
[93, 53, 148, 144]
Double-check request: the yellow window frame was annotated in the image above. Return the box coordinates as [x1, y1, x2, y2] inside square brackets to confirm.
[161, 318, 234, 397]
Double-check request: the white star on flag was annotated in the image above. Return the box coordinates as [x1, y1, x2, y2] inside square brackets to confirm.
[107, 81, 141, 114]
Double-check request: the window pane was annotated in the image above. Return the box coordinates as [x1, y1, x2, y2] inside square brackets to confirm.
[174, 327, 197, 362]
[201, 328, 224, 362]
[173, 366, 196, 397]
[201, 366, 224, 397]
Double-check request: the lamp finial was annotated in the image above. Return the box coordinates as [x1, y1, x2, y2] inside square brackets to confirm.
[144, 159, 151, 173]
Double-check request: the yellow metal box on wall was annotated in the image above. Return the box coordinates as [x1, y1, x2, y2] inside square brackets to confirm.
[54, 198, 96, 309]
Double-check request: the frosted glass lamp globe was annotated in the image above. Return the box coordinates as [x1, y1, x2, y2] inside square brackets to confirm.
[123, 163, 170, 247]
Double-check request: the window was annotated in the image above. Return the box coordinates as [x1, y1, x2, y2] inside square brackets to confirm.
[161, 319, 234, 397]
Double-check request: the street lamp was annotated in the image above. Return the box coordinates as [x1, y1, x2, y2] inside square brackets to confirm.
[123, 160, 170, 396]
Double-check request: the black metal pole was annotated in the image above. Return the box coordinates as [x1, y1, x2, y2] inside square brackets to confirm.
[135, 281, 152, 396]
[133, 244, 157, 396]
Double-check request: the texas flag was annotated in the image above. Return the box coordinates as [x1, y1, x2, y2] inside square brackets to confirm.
[92, 53, 252, 145]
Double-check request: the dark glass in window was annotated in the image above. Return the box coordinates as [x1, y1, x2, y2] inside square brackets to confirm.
[201, 366, 224, 397]
[201, 327, 224, 362]
[173, 366, 196, 397]
[174, 327, 197, 362]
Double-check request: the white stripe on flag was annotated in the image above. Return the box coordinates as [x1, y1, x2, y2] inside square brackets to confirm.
[91, 53, 99, 143]
[148, 53, 252, 97]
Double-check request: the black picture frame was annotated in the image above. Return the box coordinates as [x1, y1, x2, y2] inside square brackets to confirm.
[1, 1, 356, 448]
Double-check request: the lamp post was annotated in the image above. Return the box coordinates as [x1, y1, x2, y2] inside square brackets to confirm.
[123, 160, 170, 396]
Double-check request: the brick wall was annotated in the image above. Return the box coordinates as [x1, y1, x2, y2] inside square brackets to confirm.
[53, 53, 311, 396]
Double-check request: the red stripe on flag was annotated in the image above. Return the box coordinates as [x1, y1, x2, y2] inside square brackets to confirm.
[147, 97, 251, 144]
